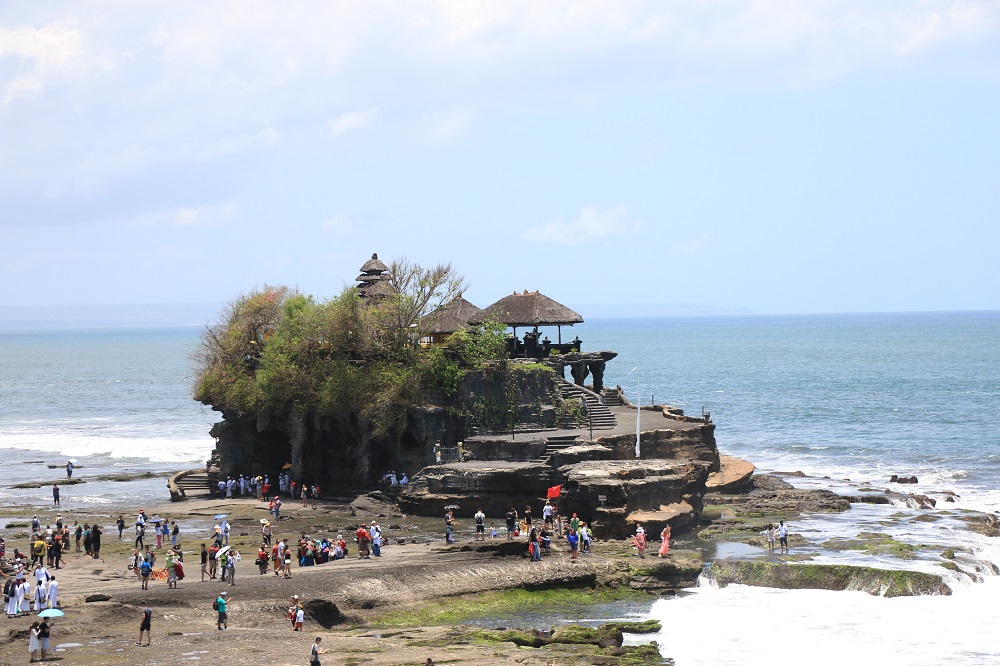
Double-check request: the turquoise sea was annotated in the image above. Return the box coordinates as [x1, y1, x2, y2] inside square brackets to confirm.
[1, 309, 999, 664]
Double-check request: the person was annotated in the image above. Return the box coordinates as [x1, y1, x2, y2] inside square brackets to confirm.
[226, 549, 239, 585]
[46, 576, 59, 608]
[32, 578, 46, 612]
[474, 508, 486, 541]
[155, 521, 163, 549]
[66, 460, 73, 479]
[310, 637, 328, 665]
[658, 524, 672, 558]
[294, 605, 305, 631]
[763, 524, 776, 554]
[52, 484, 60, 507]
[137, 606, 152, 646]
[356, 524, 371, 558]
[444, 510, 455, 544]
[425, 660, 435, 666]
[399, 473, 408, 485]
[139, 557, 152, 589]
[28, 621, 40, 663]
[91, 522, 103, 558]
[16, 575, 30, 615]
[134, 521, 145, 549]
[171, 521, 180, 547]
[261, 520, 272, 546]
[215, 591, 229, 630]
[579, 522, 591, 554]
[370, 521, 382, 557]
[208, 544, 219, 579]
[258, 545, 269, 574]
[778, 520, 789, 554]
[273, 496, 282, 522]
[37, 618, 50, 661]
[505, 508, 517, 540]
[117, 515, 126, 540]
[74, 521, 83, 551]
[524, 505, 533, 527]
[633, 525, 647, 559]
[542, 501, 554, 529]
[165, 549, 179, 589]
[200, 543, 209, 582]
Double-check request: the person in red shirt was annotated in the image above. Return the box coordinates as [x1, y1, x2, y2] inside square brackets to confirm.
[355, 525, 371, 559]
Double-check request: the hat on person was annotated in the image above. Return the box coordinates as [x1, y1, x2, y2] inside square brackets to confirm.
[371, 520, 377, 525]
[220, 591, 227, 596]
[293, 595, 299, 599]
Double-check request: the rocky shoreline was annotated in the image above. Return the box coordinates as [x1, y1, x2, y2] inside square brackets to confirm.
[4, 453, 995, 665]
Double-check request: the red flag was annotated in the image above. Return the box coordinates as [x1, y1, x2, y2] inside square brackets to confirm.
[546, 485, 562, 499]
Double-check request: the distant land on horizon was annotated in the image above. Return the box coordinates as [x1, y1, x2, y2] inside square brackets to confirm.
[3, 303, 996, 331]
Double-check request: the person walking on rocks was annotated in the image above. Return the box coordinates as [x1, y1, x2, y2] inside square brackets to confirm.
[215, 591, 230, 630]
[474, 508, 486, 541]
[505, 508, 517, 540]
[444, 510, 455, 544]
[137, 606, 152, 646]
[658, 524, 671, 558]
[633, 525, 647, 559]
[117, 515, 126, 540]
[778, 520, 789, 555]
[200, 543, 209, 582]
[310, 637, 328, 665]
[52, 484, 60, 507]
[370, 521, 383, 557]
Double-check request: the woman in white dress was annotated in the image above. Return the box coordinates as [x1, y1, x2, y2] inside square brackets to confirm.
[32, 582, 46, 611]
[16, 577, 30, 615]
[28, 621, 41, 662]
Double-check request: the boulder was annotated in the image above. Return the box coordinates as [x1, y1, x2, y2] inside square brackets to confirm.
[890, 475, 919, 484]
[559, 459, 711, 538]
[706, 455, 755, 493]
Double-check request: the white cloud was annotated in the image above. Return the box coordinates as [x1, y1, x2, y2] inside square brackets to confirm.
[670, 233, 715, 255]
[127, 203, 239, 228]
[524, 206, 642, 245]
[323, 214, 359, 234]
[328, 107, 378, 137]
[426, 109, 472, 144]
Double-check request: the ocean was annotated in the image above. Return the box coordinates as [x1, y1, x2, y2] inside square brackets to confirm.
[1, 310, 998, 664]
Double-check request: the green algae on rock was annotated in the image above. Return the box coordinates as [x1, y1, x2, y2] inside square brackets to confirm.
[710, 559, 952, 597]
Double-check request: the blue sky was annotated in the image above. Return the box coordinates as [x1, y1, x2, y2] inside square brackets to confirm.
[2, 2, 998, 314]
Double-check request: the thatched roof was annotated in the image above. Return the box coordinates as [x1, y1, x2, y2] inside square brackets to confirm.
[470, 291, 583, 327]
[422, 296, 483, 335]
[360, 252, 388, 274]
[358, 279, 395, 299]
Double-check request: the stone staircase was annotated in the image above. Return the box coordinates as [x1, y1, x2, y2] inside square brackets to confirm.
[601, 387, 624, 406]
[171, 471, 212, 499]
[556, 379, 617, 430]
[529, 434, 583, 463]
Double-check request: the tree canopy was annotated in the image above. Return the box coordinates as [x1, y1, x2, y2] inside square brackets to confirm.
[193, 260, 508, 438]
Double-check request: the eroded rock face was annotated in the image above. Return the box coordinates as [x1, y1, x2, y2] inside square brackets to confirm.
[559, 459, 711, 537]
[398, 461, 558, 517]
[596, 425, 720, 472]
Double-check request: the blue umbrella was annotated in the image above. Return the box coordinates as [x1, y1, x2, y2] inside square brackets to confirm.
[214, 514, 227, 520]
[38, 608, 64, 618]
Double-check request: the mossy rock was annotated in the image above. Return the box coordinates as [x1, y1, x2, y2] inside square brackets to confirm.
[603, 620, 662, 634]
[710, 559, 951, 597]
[552, 624, 623, 647]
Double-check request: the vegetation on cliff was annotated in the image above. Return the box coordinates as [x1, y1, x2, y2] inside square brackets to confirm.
[193, 260, 521, 438]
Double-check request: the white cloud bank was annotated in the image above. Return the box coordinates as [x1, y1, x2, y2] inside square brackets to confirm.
[524, 206, 643, 245]
[328, 108, 378, 137]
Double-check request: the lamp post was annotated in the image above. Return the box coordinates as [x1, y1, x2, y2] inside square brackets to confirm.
[625, 367, 640, 458]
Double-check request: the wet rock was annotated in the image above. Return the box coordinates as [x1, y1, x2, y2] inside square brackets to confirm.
[890, 475, 919, 484]
[749, 474, 794, 491]
[711, 559, 951, 597]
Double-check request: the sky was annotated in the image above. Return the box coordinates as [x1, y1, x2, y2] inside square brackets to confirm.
[2, 2, 998, 315]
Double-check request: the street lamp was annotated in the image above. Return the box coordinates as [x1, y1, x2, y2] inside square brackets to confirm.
[625, 367, 640, 458]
